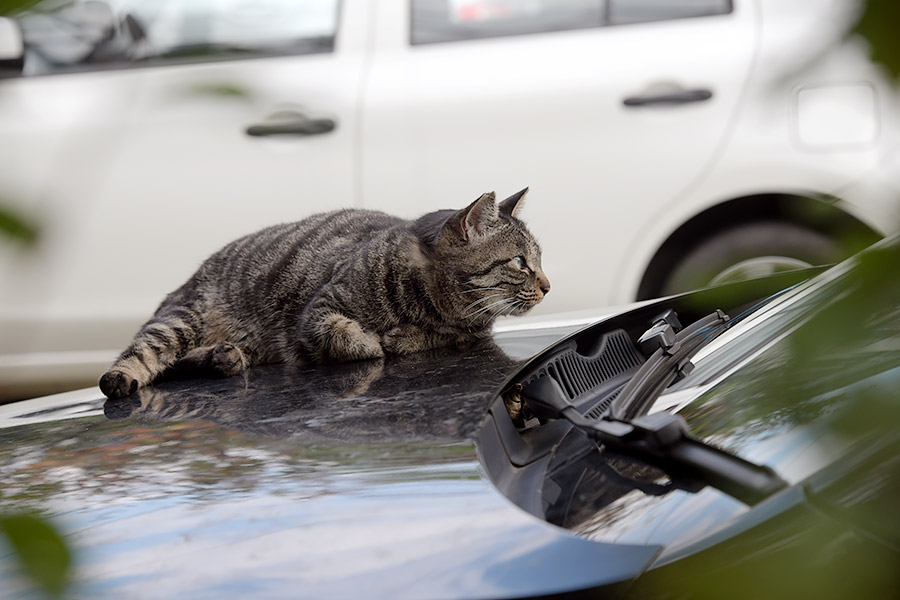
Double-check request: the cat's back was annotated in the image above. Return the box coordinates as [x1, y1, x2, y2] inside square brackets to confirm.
[194, 209, 406, 299]
[209, 208, 400, 263]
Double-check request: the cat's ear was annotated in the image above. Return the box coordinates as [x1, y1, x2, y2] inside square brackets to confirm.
[499, 187, 529, 217]
[452, 192, 498, 241]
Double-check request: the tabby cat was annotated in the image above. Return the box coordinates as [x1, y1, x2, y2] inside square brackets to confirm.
[99, 188, 550, 400]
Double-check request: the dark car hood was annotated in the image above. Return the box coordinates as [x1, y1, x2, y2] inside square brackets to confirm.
[0, 326, 661, 599]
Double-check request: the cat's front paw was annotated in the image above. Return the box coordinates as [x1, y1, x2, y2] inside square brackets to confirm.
[99, 369, 139, 400]
[320, 314, 385, 362]
[210, 342, 246, 377]
[341, 330, 385, 362]
[381, 325, 427, 355]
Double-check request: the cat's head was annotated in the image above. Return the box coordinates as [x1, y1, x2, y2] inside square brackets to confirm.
[414, 188, 550, 326]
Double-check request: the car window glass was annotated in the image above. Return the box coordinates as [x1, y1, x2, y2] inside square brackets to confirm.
[411, 0, 606, 45]
[410, 0, 732, 44]
[608, 0, 731, 26]
[15, 0, 339, 76]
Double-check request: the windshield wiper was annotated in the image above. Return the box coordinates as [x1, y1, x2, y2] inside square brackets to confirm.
[611, 308, 727, 421]
[521, 310, 788, 506]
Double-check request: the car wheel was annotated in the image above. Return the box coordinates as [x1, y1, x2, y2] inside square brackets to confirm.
[659, 221, 843, 296]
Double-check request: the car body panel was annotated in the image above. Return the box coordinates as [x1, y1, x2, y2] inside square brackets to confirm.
[0, 405, 657, 599]
[0, 327, 663, 599]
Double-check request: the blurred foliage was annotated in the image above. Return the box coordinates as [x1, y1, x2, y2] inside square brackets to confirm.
[787, 244, 900, 384]
[0, 1, 41, 246]
[0, 206, 38, 245]
[633, 492, 900, 600]
[0, 513, 71, 597]
[0, 0, 40, 15]
[649, 237, 900, 598]
[852, 0, 900, 79]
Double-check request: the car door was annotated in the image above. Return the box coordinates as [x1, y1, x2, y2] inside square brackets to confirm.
[0, 0, 370, 391]
[361, 0, 756, 311]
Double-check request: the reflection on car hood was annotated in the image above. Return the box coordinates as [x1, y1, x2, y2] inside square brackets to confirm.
[0, 328, 660, 599]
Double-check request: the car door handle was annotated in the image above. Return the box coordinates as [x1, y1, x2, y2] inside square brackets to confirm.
[245, 114, 336, 137]
[623, 88, 713, 107]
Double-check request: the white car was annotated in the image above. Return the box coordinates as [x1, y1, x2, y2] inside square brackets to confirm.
[1, 0, 899, 399]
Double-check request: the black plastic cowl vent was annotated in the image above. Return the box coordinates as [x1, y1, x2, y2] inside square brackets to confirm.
[584, 388, 621, 420]
[523, 329, 643, 403]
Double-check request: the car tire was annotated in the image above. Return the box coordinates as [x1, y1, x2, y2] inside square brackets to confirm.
[659, 221, 843, 296]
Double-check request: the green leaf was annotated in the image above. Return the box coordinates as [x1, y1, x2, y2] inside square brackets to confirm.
[0, 0, 43, 16]
[853, 0, 900, 79]
[0, 205, 39, 244]
[0, 514, 71, 597]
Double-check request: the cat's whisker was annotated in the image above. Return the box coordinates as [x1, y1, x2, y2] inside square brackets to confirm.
[486, 299, 516, 319]
[465, 297, 513, 321]
[460, 287, 505, 294]
[505, 299, 523, 317]
[464, 291, 507, 304]
[502, 301, 522, 317]
[499, 300, 519, 318]
[463, 292, 508, 312]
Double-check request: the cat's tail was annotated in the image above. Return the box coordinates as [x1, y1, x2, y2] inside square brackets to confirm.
[99, 306, 202, 400]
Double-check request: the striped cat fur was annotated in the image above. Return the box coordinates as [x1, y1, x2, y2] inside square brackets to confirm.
[99, 189, 550, 400]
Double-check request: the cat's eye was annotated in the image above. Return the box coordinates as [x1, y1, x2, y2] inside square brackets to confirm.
[512, 256, 527, 270]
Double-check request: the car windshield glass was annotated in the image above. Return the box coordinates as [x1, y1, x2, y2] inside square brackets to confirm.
[669, 241, 900, 464]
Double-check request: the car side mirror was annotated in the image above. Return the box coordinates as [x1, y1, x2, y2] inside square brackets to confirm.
[0, 17, 24, 77]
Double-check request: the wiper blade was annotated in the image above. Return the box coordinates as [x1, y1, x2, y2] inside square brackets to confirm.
[521, 310, 788, 506]
[610, 309, 729, 421]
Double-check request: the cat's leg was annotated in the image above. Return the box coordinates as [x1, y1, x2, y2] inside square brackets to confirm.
[301, 302, 384, 363]
[169, 342, 247, 378]
[381, 324, 430, 355]
[99, 307, 203, 400]
[320, 313, 385, 361]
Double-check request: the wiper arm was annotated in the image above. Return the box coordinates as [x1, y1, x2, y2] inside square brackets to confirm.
[610, 309, 728, 421]
[521, 310, 788, 506]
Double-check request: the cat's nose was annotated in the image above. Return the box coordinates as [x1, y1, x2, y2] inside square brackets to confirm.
[537, 273, 551, 296]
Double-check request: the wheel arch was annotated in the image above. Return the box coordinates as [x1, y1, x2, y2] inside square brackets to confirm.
[635, 193, 881, 300]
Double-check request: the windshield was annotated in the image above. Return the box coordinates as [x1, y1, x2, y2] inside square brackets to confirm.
[668, 243, 900, 481]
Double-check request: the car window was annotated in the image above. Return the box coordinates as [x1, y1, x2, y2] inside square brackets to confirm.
[608, 0, 731, 26]
[411, 0, 606, 44]
[15, 0, 340, 76]
[410, 0, 732, 45]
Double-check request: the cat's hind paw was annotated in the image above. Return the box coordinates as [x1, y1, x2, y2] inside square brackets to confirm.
[99, 369, 139, 400]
